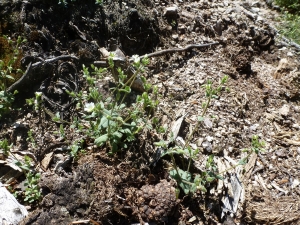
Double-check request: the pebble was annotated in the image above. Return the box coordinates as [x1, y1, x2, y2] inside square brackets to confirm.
[172, 34, 179, 40]
[197, 137, 204, 146]
[278, 104, 290, 116]
[202, 141, 212, 152]
[206, 136, 214, 142]
[250, 123, 259, 131]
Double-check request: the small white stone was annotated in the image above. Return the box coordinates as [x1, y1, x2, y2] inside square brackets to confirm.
[278, 104, 290, 116]
[206, 136, 214, 142]
[250, 123, 259, 131]
[291, 179, 300, 189]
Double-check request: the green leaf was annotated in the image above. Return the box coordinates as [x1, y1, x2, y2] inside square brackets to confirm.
[197, 185, 207, 192]
[206, 176, 215, 182]
[206, 155, 214, 168]
[120, 128, 132, 134]
[216, 174, 224, 180]
[113, 131, 123, 138]
[99, 116, 108, 129]
[238, 158, 247, 165]
[94, 134, 108, 146]
[170, 168, 193, 195]
[198, 116, 204, 122]
[5, 75, 14, 80]
[119, 86, 131, 93]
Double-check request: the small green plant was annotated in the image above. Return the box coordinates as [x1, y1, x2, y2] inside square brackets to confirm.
[16, 156, 41, 203]
[275, 0, 300, 13]
[157, 76, 229, 195]
[14, 155, 42, 204]
[274, 0, 300, 44]
[278, 12, 300, 44]
[54, 124, 66, 139]
[67, 54, 158, 154]
[69, 140, 84, 160]
[239, 135, 265, 165]
[26, 92, 43, 112]
[23, 171, 42, 203]
[0, 140, 42, 203]
[170, 20, 177, 27]
[26, 130, 36, 147]
[0, 36, 26, 118]
[159, 76, 265, 196]
[0, 138, 12, 156]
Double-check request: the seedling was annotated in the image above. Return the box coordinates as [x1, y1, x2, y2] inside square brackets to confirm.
[26, 130, 36, 148]
[15, 156, 42, 204]
[0, 138, 12, 156]
[157, 76, 229, 195]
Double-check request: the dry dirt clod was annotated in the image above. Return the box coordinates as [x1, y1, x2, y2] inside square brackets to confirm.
[125, 179, 179, 223]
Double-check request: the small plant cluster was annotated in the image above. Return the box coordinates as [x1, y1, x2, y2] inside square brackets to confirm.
[156, 76, 229, 195]
[26, 91, 43, 112]
[275, 0, 300, 44]
[67, 53, 159, 154]
[156, 76, 264, 196]
[0, 139, 42, 203]
[278, 13, 300, 44]
[0, 36, 26, 118]
[275, 0, 300, 13]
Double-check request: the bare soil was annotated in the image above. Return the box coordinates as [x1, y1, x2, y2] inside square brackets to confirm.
[0, 0, 300, 224]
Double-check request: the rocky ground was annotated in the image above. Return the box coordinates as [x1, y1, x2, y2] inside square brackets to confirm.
[0, 0, 300, 224]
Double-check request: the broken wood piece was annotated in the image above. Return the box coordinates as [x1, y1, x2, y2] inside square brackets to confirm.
[40, 152, 54, 171]
[241, 153, 257, 182]
[271, 182, 288, 195]
[69, 219, 100, 225]
[136, 42, 220, 61]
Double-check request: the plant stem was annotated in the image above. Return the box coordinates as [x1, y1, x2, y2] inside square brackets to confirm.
[170, 153, 182, 182]
[184, 93, 212, 150]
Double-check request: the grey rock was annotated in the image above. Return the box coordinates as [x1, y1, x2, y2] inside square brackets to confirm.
[202, 141, 212, 152]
